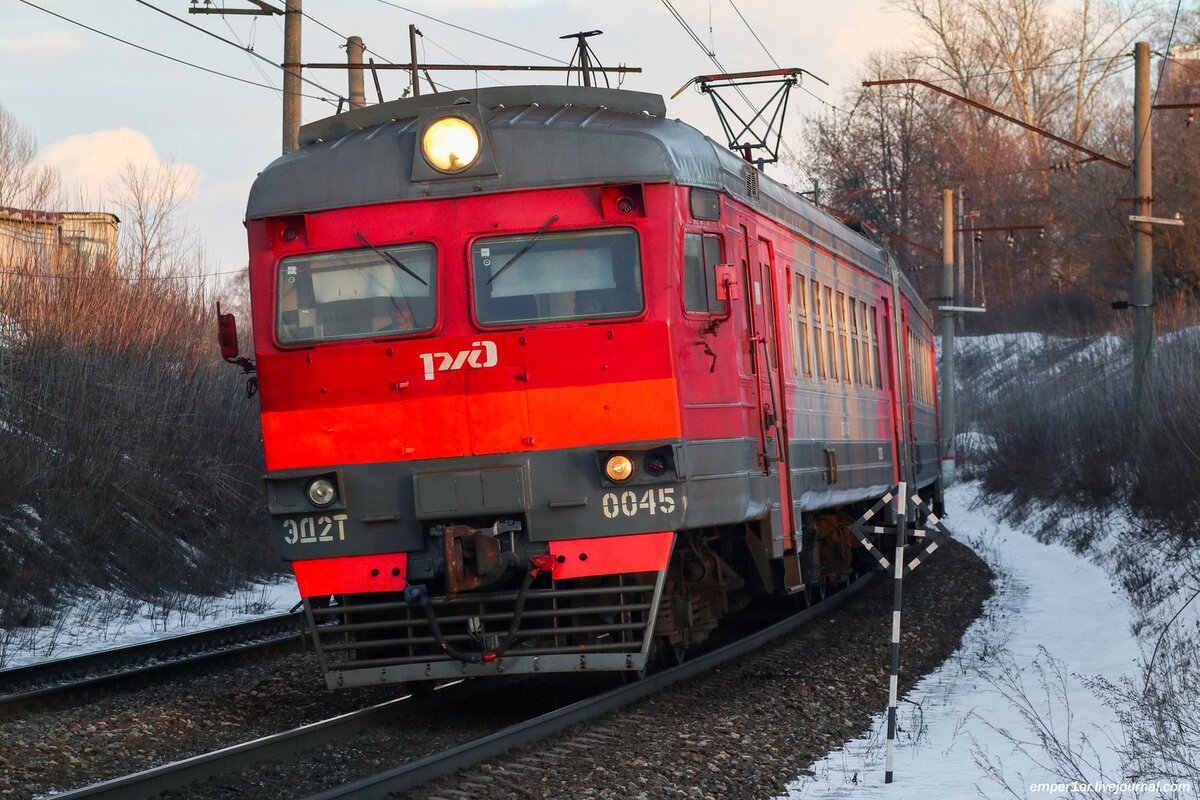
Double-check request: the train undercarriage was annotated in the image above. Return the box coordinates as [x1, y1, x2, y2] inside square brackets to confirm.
[302, 507, 882, 690]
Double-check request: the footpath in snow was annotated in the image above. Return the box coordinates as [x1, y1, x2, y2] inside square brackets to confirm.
[779, 483, 1191, 800]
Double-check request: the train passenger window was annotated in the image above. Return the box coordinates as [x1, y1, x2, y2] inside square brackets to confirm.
[824, 286, 839, 382]
[471, 227, 642, 326]
[811, 280, 827, 379]
[857, 301, 872, 387]
[275, 242, 437, 345]
[792, 272, 812, 377]
[837, 291, 853, 384]
[683, 233, 728, 315]
[848, 295, 863, 384]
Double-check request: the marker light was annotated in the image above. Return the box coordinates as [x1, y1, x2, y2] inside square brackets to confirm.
[308, 478, 337, 507]
[421, 116, 481, 173]
[605, 455, 635, 482]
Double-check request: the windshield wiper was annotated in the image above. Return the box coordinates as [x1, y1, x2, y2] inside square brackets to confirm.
[355, 232, 428, 286]
[486, 214, 559, 285]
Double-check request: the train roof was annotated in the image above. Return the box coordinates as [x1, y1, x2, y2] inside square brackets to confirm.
[246, 85, 927, 318]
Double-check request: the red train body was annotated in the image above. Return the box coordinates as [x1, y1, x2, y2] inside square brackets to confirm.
[233, 85, 939, 689]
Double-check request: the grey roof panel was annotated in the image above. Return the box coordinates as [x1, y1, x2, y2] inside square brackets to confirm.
[246, 86, 926, 318]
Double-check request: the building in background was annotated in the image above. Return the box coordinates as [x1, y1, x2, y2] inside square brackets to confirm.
[0, 207, 119, 276]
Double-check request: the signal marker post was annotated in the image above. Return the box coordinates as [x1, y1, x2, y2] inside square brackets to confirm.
[849, 485, 953, 783]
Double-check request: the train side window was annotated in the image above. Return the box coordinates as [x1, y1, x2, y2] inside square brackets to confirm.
[811, 280, 827, 379]
[689, 188, 721, 221]
[792, 272, 811, 377]
[907, 330, 916, 401]
[837, 291, 853, 384]
[683, 233, 728, 315]
[848, 295, 863, 384]
[856, 301, 872, 387]
[824, 285, 839, 382]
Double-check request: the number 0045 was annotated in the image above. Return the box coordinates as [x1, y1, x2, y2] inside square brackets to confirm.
[601, 487, 677, 519]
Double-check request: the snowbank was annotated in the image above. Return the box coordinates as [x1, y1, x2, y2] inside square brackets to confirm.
[778, 483, 1192, 799]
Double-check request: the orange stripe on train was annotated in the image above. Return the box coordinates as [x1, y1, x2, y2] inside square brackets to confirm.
[262, 377, 681, 471]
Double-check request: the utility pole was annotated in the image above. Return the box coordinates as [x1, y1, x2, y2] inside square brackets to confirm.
[282, 0, 302, 153]
[940, 189, 956, 485]
[956, 187, 966, 330]
[409, 24, 421, 98]
[347, 36, 366, 111]
[1132, 41, 1154, 426]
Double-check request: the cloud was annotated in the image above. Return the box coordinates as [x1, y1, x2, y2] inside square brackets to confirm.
[37, 128, 201, 207]
[3, 30, 80, 60]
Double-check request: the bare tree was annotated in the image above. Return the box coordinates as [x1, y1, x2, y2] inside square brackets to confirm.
[0, 104, 60, 210]
[113, 160, 199, 276]
[888, 0, 1158, 147]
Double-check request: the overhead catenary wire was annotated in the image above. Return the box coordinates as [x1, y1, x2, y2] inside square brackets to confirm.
[725, 0, 779, 68]
[14, 0, 334, 101]
[0, 266, 245, 281]
[133, 0, 344, 102]
[723, 0, 844, 116]
[221, 14, 281, 94]
[372, 0, 568, 65]
[1154, 0, 1185, 109]
[658, 0, 816, 183]
[422, 34, 505, 87]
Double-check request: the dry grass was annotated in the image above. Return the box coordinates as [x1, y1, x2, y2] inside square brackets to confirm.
[958, 312, 1200, 543]
[0, 256, 272, 627]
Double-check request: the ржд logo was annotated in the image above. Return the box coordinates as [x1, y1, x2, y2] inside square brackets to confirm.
[419, 340, 498, 381]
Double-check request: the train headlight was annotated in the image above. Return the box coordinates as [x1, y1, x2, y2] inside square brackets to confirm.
[307, 478, 337, 507]
[604, 455, 635, 482]
[421, 116, 481, 173]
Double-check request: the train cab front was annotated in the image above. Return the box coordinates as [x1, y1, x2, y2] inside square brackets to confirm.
[264, 442, 684, 689]
[235, 87, 734, 688]
[240, 115, 695, 686]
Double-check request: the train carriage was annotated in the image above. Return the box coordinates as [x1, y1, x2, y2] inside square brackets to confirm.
[228, 84, 939, 689]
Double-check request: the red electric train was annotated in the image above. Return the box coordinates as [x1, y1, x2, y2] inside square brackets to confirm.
[219, 84, 940, 689]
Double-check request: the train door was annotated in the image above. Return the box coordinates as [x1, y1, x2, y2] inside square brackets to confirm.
[742, 230, 795, 553]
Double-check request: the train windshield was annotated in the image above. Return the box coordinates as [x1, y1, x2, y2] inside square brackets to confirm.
[275, 242, 437, 344]
[471, 228, 643, 326]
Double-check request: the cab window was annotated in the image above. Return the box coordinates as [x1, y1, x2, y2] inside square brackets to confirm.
[471, 227, 642, 326]
[276, 242, 436, 344]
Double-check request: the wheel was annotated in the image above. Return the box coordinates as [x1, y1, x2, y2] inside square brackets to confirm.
[661, 642, 687, 668]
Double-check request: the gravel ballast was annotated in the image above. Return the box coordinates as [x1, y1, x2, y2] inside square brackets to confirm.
[0, 535, 991, 799]
[410, 535, 993, 800]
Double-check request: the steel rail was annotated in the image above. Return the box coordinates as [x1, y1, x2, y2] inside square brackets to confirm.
[304, 572, 874, 800]
[43, 574, 870, 799]
[0, 612, 304, 714]
[49, 678, 503, 800]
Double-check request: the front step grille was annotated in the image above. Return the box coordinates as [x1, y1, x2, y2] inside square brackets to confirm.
[304, 572, 667, 687]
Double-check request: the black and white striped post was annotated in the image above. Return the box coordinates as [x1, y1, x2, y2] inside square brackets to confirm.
[885, 482, 906, 783]
[849, 484, 953, 784]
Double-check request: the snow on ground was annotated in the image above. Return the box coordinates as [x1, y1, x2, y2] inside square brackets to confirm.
[0, 577, 299, 670]
[778, 483, 1195, 800]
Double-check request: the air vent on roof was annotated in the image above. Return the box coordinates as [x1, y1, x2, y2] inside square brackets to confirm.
[742, 165, 760, 200]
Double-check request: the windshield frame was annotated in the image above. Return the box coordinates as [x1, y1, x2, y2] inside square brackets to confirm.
[468, 225, 646, 329]
[273, 240, 440, 348]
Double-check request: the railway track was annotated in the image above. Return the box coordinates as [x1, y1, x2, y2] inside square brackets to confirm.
[51, 573, 871, 800]
[0, 611, 305, 716]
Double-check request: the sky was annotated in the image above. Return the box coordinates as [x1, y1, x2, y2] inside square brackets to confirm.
[0, 1, 923, 284]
